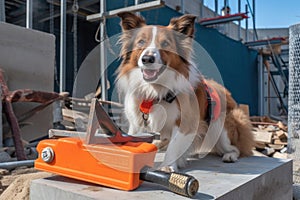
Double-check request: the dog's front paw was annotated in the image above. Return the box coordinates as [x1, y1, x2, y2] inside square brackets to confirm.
[222, 152, 238, 163]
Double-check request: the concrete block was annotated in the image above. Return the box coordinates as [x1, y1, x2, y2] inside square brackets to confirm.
[30, 154, 292, 200]
[0, 22, 55, 141]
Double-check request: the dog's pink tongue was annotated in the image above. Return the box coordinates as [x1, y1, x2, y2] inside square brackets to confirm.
[143, 69, 158, 79]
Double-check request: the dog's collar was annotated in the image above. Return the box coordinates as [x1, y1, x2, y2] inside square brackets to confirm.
[139, 82, 221, 126]
[139, 90, 176, 114]
[139, 90, 176, 126]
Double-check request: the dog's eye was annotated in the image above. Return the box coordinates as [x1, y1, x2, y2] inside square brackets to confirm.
[161, 40, 169, 48]
[137, 39, 146, 47]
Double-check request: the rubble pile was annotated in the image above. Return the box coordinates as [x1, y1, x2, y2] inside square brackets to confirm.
[251, 116, 288, 159]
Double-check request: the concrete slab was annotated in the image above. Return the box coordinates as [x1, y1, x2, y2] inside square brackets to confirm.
[0, 22, 55, 142]
[30, 154, 292, 200]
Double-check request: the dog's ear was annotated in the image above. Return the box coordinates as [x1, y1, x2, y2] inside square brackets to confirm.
[168, 14, 196, 37]
[117, 12, 146, 31]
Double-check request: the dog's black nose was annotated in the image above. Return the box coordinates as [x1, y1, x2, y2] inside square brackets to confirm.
[142, 55, 155, 64]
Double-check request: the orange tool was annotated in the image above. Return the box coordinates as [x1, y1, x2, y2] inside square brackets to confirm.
[35, 99, 199, 197]
[35, 138, 157, 190]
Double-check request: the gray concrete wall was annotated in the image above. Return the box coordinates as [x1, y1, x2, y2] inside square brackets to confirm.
[0, 22, 55, 142]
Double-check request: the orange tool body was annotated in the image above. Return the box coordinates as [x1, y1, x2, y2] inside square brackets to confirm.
[35, 138, 157, 190]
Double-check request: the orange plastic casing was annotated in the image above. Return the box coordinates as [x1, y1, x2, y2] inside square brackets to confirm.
[35, 138, 157, 191]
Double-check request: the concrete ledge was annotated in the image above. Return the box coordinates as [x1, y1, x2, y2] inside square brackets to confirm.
[30, 155, 292, 200]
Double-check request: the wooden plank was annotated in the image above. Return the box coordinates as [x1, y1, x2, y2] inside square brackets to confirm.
[276, 130, 288, 140]
[272, 152, 288, 159]
[268, 144, 285, 150]
[252, 130, 273, 144]
[273, 139, 287, 145]
[48, 129, 86, 138]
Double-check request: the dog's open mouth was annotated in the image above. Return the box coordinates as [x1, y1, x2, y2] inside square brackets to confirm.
[142, 66, 166, 81]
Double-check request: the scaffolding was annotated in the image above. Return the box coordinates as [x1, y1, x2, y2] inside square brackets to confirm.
[251, 37, 289, 118]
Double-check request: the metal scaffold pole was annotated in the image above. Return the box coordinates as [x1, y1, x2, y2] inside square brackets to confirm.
[60, 0, 66, 92]
[26, 0, 33, 28]
[135, 0, 140, 15]
[0, 0, 5, 22]
[214, 0, 218, 16]
[199, 0, 203, 18]
[258, 54, 264, 115]
[252, 0, 256, 41]
[99, 0, 107, 100]
[245, 4, 248, 42]
[238, 0, 241, 40]
[180, 0, 184, 14]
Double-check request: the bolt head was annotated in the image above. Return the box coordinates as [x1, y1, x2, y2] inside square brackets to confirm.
[41, 147, 54, 163]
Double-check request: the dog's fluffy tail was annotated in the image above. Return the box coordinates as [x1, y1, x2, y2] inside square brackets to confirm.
[227, 108, 255, 157]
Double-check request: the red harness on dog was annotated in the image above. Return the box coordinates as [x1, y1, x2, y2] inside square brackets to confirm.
[202, 80, 221, 123]
[139, 82, 221, 126]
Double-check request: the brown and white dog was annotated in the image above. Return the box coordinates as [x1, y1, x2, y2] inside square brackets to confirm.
[116, 12, 254, 172]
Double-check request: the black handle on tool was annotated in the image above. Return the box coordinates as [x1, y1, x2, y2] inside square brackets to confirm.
[140, 166, 199, 198]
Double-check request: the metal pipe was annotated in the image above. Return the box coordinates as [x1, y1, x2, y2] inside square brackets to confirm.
[135, 0, 140, 15]
[0, 0, 5, 22]
[238, 0, 241, 40]
[258, 54, 264, 115]
[60, 0, 66, 92]
[245, 4, 248, 42]
[181, 0, 184, 14]
[100, 0, 107, 100]
[26, 0, 33, 28]
[252, 0, 256, 40]
[214, 0, 218, 16]
[0, 160, 35, 170]
[199, 0, 203, 18]
[224, 0, 228, 7]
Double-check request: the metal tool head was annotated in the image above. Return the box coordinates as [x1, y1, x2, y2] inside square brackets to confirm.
[85, 98, 154, 144]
